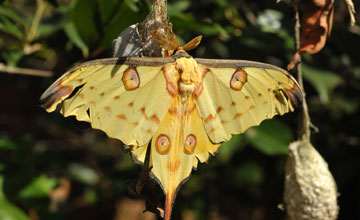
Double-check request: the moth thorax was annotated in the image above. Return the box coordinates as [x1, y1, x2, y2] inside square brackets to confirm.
[179, 82, 195, 92]
[179, 82, 195, 101]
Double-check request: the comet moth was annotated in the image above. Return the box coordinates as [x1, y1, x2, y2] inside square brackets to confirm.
[40, 35, 302, 220]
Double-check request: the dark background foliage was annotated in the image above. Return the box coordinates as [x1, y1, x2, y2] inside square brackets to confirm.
[0, 0, 359, 219]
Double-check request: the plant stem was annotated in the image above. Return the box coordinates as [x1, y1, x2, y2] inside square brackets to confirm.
[292, 1, 311, 140]
[153, 0, 167, 21]
[0, 63, 52, 77]
[26, 0, 47, 43]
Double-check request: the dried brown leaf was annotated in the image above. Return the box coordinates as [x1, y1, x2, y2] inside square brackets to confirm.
[343, 0, 356, 26]
[288, 0, 335, 70]
[49, 178, 71, 212]
[299, 0, 335, 55]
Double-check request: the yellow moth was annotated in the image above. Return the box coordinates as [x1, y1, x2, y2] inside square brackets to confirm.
[40, 36, 302, 220]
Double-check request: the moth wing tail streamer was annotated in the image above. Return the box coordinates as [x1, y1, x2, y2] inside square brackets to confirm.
[40, 57, 174, 163]
[149, 96, 219, 220]
[194, 60, 302, 144]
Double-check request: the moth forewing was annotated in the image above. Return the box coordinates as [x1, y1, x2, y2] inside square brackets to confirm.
[193, 58, 302, 144]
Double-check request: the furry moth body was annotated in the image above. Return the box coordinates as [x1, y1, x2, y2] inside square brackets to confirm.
[40, 50, 302, 220]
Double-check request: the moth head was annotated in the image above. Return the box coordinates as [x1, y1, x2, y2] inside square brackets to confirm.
[176, 58, 201, 85]
[175, 58, 203, 99]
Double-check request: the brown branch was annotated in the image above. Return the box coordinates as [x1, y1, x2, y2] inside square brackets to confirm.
[292, 1, 311, 140]
[0, 63, 53, 77]
[153, 0, 167, 22]
[26, 0, 47, 43]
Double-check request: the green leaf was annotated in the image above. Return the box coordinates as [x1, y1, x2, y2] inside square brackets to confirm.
[218, 134, 245, 162]
[114, 155, 137, 171]
[71, 0, 145, 50]
[302, 64, 342, 103]
[212, 40, 230, 58]
[71, 0, 99, 47]
[171, 12, 228, 37]
[19, 175, 57, 199]
[231, 161, 264, 185]
[0, 14, 24, 39]
[332, 95, 359, 114]
[246, 119, 293, 155]
[196, 23, 227, 36]
[124, 0, 139, 12]
[214, 0, 228, 7]
[3, 49, 25, 66]
[83, 189, 97, 204]
[167, 1, 191, 17]
[97, 2, 146, 46]
[0, 3, 27, 27]
[97, 0, 125, 24]
[0, 3, 28, 41]
[0, 139, 16, 150]
[0, 176, 31, 220]
[37, 23, 63, 39]
[0, 163, 5, 172]
[63, 21, 89, 57]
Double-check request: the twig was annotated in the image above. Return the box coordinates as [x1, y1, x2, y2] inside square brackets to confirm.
[238, 0, 258, 27]
[26, 0, 47, 43]
[292, 1, 311, 140]
[0, 63, 53, 77]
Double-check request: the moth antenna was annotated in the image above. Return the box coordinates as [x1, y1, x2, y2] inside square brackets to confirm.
[179, 35, 202, 51]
